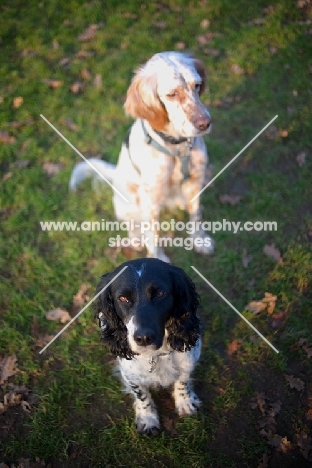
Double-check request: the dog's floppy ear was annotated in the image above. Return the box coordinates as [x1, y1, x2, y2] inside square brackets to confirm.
[192, 57, 206, 95]
[124, 69, 168, 131]
[166, 265, 200, 352]
[95, 272, 134, 360]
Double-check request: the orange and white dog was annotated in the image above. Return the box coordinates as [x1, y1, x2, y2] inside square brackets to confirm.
[70, 51, 213, 262]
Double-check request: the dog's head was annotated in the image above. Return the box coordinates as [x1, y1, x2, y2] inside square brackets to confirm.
[95, 258, 200, 359]
[124, 51, 211, 137]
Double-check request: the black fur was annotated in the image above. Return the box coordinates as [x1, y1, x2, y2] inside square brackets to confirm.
[95, 258, 200, 358]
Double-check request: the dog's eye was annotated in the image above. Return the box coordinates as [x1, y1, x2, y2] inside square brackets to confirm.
[195, 83, 201, 93]
[119, 295, 129, 303]
[155, 290, 166, 298]
[167, 90, 178, 98]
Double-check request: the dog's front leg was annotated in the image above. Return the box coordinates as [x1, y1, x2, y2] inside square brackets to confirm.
[127, 381, 160, 436]
[173, 379, 201, 416]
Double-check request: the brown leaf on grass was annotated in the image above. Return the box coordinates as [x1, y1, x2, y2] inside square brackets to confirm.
[34, 334, 55, 348]
[93, 74, 102, 88]
[219, 193, 242, 205]
[246, 300, 267, 314]
[302, 345, 312, 358]
[196, 33, 214, 45]
[43, 162, 63, 176]
[267, 434, 293, 452]
[227, 339, 240, 356]
[64, 118, 79, 131]
[296, 151, 306, 167]
[175, 41, 186, 50]
[13, 96, 23, 108]
[71, 283, 90, 314]
[231, 63, 244, 74]
[0, 130, 16, 143]
[70, 81, 84, 94]
[154, 21, 167, 29]
[200, 18, 210, 28]
[296, 432, 312, 459]
[258, 451, 269, 468]
[21, 400, 31, 413]
[59, 57, 70, 67]
[2, 171, 13, 182]
[271, 309, 288, 328]
[0, 355, 19, 384]
[122, 12, 137, 19]
[81, 68, 92, 80]
[263, 243, 282, 263]
[256, 392, 266, 415]
[204, 48, 220, 56]
[285, 374, 305, 391]
[76, 50, 94, 59]
[163, 416, 177, 435]
[45, 308, 71, 323]
[42, 78, 63, 89]
[78, 24, 98, 41]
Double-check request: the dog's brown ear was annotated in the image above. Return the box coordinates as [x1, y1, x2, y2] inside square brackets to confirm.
[192, 58, 206, 95]
[124, 71, 168, 131]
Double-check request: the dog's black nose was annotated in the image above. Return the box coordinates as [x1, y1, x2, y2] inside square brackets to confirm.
[194, 115, 211, 131]
[134, 329, 155, 347]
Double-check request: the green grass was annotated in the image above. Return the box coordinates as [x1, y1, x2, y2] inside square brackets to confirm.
[1, 0, 312, 466]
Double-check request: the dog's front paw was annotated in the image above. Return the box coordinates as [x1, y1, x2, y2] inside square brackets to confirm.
[175, 390, 201, 416]
[192, 230, 215, 255]
[135, 414, 160, 436]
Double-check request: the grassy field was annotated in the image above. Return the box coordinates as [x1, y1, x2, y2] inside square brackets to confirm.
[0, 0, 312, 466]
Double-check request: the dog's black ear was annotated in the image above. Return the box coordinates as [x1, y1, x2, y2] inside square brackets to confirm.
[95, 273, 134, 360]
[166, 265, 200, 352]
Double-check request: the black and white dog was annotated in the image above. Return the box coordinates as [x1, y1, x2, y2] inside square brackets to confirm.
[96, 258, 201, 435]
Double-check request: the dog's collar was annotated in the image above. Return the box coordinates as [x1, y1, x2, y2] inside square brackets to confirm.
[148, 351, 172, 373]
[141, 120, 194, 182]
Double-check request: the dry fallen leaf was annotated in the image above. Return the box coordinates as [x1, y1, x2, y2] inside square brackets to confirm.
[163, 416, 177, 435]
[81, 68, 92, 80]
[246, 300, 267, 314]
[71, 283, 90, 314]
[78, 24, 98, 41]
[263, 243, 282, 263]
[0, 355, 19, 384]
[204, 48, 220, 56]
[267, 434, 293, 452]
[200, 18, 210, 28]
[93, 74, 102, 88]
[64, 118, 79, 131]
[285, 374, 305, 391]
[13, 96, 23, 108]
[271, 309, 288, 328]
[42, 78, 63, 89]
[302, 345, 312, 358]
[154, 21, 167, 29]
[45, 308, 71, 323]
[296, 432, 312, 459]
[0, 130, 16, 143]
[227, 339, 240, 356]
[296, 151, 306, 167]
[43, 161, 63, 176]
[231, 63, 244, 75]
[70, 81, 84, 94]
[219, 194, 242, 205]
[175, 41, 186, 50]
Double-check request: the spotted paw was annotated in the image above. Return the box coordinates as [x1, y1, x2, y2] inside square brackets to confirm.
[175, 391, 201, 416]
